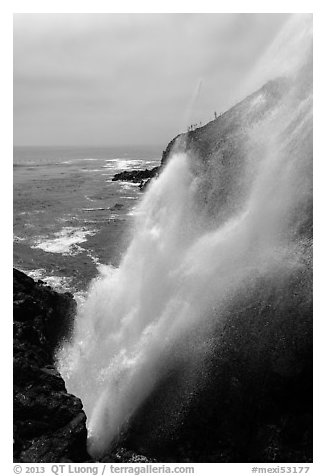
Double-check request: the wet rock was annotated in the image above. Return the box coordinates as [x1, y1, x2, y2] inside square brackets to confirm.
[112, 166, 160, 184]
[14, 268, 76, 352]
[110, 203, 124, 211]
[13, 268, 89, 463]
[19, 413, 87, 463]
[113, 136, 182, 191]
[100, 448, 157, 463]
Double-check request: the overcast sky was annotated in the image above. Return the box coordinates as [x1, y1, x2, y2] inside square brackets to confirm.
[14, 13, 291, 147]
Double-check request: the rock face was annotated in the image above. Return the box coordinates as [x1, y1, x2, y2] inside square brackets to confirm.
[13, 269, 157, 464]
[100, 448, 156, 463]
[13, 268, 88, 463]
[112, 167, 160, 188]
[111, 135, 183, 190]
[112, 76, 313, 462]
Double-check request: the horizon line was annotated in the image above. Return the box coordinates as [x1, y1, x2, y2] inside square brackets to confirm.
[13, 143, 165, 149]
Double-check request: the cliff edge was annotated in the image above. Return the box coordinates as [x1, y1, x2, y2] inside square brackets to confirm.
[13, 268, 88, 463]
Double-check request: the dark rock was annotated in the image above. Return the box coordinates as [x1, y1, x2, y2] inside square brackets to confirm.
[110, 203, 124, 211]
[13, 268, 89, 463]
[19, 413, 87, 463]
[100, 448, 157, 463]
[112, 166, 160, 184]
[14, 268, 76, 353]
[161, 135, 182, 166]
[112, 135, 184, 191]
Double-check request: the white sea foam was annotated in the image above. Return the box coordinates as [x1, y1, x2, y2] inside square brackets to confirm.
[127, 208, 144, 217]
[107, 213, 121, 220]
[26, 268, 47, 280]
[81, 169, 103, 173]
[19, 210, 44, 216]
[103, 159, 144, 171]
[82, 208, 108, 212]
[86, 249, 101, 266]
[26, 268, 73, 292]
[119, 183, 141, 191]
[14, 235, 25, 242]
[32, 227, 97, 256]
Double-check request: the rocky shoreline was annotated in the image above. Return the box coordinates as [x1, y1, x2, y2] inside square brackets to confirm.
[112, 135, 181, 190]
[112, 166, 160, 189]
[13, 268, 155, 463]
[13, 268, 87, 463]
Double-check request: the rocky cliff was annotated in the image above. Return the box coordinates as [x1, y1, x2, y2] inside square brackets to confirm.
[110, 74, 313, 462]
[13, 268, 156, 463]
[13, 268, 88, 463]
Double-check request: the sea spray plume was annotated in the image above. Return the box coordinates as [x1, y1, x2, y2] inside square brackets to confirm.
[57, 18, 312, 459]
[182, 78, 203, 132]
[57, 153, 203, 457]
[237, 13, 312, 108]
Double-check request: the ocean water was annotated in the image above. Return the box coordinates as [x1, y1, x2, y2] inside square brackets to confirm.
[13, 145, 162, 295]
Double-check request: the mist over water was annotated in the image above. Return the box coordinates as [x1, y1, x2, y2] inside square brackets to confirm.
[57, 15, 312, 459]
